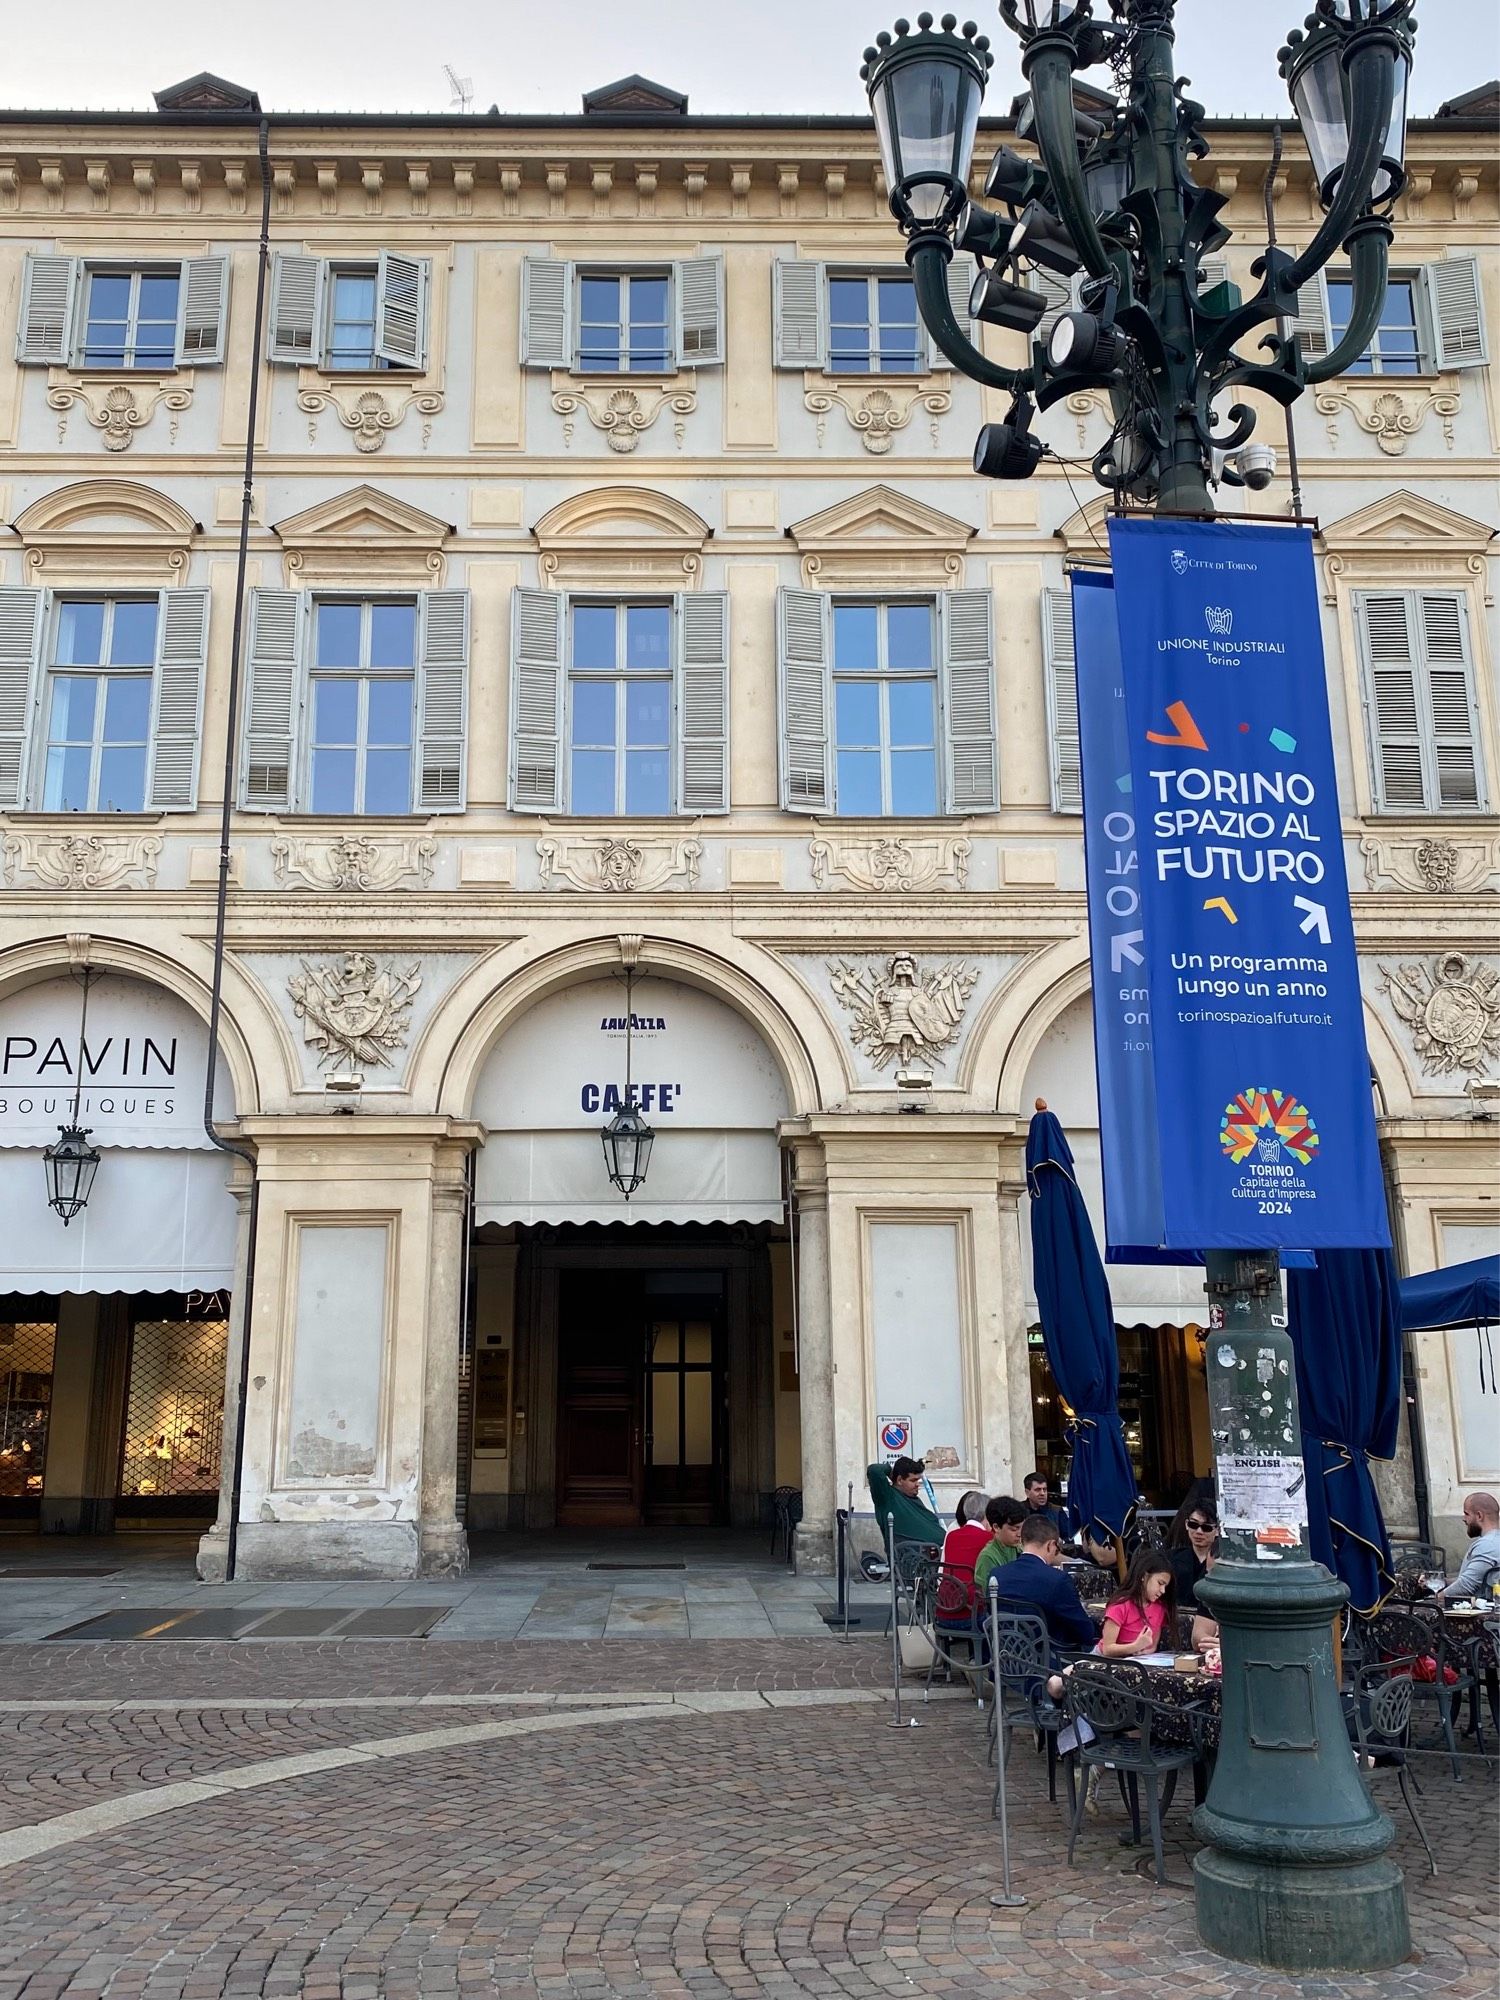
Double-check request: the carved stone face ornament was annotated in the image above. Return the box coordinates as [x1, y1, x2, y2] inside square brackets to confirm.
[829, 953, 979, 1088]
[1382, 952, 1500, 1078]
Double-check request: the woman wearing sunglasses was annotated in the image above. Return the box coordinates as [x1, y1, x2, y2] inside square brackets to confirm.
[1168, 1498, 1220, 1613]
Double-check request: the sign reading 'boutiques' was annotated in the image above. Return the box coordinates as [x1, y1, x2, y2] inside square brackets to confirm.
[1104, 517, 1387, 1251]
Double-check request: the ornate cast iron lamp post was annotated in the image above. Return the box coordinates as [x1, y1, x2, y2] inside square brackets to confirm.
[863, 0, 1418, 1971]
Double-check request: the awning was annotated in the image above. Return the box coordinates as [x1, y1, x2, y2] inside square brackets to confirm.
[475, 1129, 783, 1230]
[1400, 1255, 1500, 1332]
[0, 1148, 237, 1293]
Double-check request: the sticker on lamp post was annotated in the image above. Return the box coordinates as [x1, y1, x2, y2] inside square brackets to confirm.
[878, 1416, 913, 1455]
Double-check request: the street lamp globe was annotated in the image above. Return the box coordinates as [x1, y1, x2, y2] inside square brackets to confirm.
[42, 1123, 100, 1226]
[862, 15, 993, 224]
[601, 1101, 654, 1199]
[1280, 0, 1414, 207]
[998, 0, 1089, 37]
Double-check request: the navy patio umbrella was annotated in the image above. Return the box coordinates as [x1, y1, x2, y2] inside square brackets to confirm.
[1026, 1101, 1138, 1554]
[1287, 1247, 1403, 1616]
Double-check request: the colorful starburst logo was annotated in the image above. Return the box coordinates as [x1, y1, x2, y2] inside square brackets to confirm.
[1219, 1087, 1320, 1166]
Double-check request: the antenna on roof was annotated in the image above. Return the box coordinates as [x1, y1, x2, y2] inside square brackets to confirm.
[443, 64, 474, 114]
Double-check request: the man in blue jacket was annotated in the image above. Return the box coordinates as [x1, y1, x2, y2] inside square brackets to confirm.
[994, 1512, 1096, 1656]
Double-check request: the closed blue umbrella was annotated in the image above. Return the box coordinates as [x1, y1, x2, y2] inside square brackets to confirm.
[1287, 1248, 1402, 1616]
[1027, 1102, 1137, 1551]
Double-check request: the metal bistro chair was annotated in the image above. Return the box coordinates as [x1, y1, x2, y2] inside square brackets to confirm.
[1063, 1661, 1205, 1886]
[870, 1539, 938, 1637]
[1365, 1606, 1485, 1779]
[770, 1485, 802, 1566]
[1388, 1541, 1448, 1603]
[925, 1564, 989, 1697]
[986, 1605, 1083, 1815]
[1350, 1665, 1437, 1877]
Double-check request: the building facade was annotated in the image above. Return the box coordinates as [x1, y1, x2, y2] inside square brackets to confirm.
[0, 72, 1494, 1577]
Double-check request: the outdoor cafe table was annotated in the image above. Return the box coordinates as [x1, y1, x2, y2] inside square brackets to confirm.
[1079, 1609, 1222, 1752]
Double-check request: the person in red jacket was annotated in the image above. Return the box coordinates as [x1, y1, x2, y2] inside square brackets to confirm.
[939, 1489, 991, 1615]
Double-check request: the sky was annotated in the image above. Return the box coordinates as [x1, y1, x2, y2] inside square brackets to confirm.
[2, 0, 1492, 119]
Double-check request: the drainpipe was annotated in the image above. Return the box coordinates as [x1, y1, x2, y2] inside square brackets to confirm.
[201, 116, 272, 1582]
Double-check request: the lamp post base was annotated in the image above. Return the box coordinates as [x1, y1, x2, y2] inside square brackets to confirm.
[1193, 1850, 1410, 1973]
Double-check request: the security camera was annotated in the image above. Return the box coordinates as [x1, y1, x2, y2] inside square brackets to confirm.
[1222, 442, 1277, 491]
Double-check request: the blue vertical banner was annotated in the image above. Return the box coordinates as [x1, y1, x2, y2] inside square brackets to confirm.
[1073, 570, 1171, 1261]
[1106, 517, 1387, 1250]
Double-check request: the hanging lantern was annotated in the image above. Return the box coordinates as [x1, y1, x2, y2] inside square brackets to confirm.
[43, 1124, 101, 1226]
[600, 967, 655, 1199]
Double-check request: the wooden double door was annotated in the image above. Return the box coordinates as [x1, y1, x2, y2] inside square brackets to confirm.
[555, 1271, 726, 1528]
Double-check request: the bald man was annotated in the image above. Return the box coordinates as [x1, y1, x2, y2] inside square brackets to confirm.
[1435, 1492, 1500, 1602]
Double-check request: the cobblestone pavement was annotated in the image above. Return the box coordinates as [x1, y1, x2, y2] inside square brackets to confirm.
[0, 1640, 1492, 1999]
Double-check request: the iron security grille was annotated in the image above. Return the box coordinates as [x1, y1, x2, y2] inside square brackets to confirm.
[0, 1320, 56, 1513]
[117, 1313, 227, 1516]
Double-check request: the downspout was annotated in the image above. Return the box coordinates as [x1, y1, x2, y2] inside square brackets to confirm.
[202, 116, 273, 1582]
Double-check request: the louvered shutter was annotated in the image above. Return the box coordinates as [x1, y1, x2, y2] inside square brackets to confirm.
[775, 587, 832, 812]
[0, 588, 45, 809]
[1422, 256, 1486, 371]
[1289, 262, 1331, 367]
[1196, 254, 1235, 303]
[929, 252, 976, 366]
[415, 588, 468, 812]
[1357, 592, 1425, 811]
[241, 589, 304, 810]
[1034, 268, 1078, 340]
[175, 257, 229, 366]
[773, 259, 826, 369]
[510, 588, 565, 811]
[146, 588, 209, 811]
[520, 256, 573, 369]
[16, 254, 77, 365]
[675, 256, 724, 367]
[1042, 587, 1081, 814]
[940, 588, 998, 813]
[676, 591, 730, 814]
[1418, 592, 1485, 809]
[268, 254, 325, 366]
[375, 251, 429, 369]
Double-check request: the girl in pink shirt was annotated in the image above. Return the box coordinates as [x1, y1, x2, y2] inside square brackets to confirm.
[1097, 1549, 1177, 1658]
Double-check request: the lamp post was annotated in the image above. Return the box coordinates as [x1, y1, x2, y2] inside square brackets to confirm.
[862, 0, 1417, 1971]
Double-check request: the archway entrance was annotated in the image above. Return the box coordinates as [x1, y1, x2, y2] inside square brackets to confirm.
[465, 976, 798, 1539]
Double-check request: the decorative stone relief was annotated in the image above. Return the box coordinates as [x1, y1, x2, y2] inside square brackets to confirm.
[1380, 953, 1500, 1077]
[296, 383, 444, 452]
[3, 830, 162, 890]
[808, 832, 971, 893]
[46, 378, 192, 451]
[1313, 382, 1459, 456]
[287, 952, 422, 1075]
[803, 375, 951, 454]
[536, 834, 702, 894]
[1360, 832, 1500, 895]
[829, 951, 979, 1087]
[550, 379, 696, 452]
[270, 835, 437, 893]
[1064, 390, 1111, 452]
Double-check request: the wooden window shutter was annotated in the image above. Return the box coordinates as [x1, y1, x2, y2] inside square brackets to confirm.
[1422, 256, 1487, 371]
[928, 251, 977, 366]
[240, 588, 304, 810]
[940, 588, 998, 813]
[676, 591, 730, 814]
[16, 254, 77, 366]
[146, 588, 210, 811]
[775, 587, 832, 812]
[1418, 591, 1485, 810]
[520, 256, 573, 369]
[268, 253, 326, 366]
[0, 588, 45, 809]
[1042, 586, 1082, 814]
[1357, 591, 1427, 811]
[675, 256, 724, 367]
[415, 588, 469, 812]
[1288, 261, 1331, 366]
[772, 259, 826, 369]
[509, 588, 565, 811]
[175, 257, 230, 366]
[375, 252, 429, 369]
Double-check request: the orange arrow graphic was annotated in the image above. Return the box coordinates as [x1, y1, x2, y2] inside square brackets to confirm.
[1203, 896, 1238, 923]
[1146, 699, 1209, 750]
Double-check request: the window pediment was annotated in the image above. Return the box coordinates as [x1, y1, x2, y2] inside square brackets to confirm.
[13, 477, 198, 584]
[533, 485, 711, 588]
[1320, 488, 1496, 600]
[273, 484, 453, 587]
[786, 483, 974, 589]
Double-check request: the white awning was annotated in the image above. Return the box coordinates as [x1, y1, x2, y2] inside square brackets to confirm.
[476, 1129, 783, 1230]
[0, 1148, 237, 1294]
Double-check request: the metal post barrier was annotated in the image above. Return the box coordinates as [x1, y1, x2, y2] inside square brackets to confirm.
[886, 1511, 917, 1729]
[987, 1576, 1026, 1909]
[834, 1506, 850, 1639]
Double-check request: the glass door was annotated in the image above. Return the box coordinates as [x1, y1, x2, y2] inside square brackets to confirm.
[645, 1313, 723, 1526]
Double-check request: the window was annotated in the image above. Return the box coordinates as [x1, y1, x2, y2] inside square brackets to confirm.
[776, 587, 996, 816]
[267, 253, 430, 371]
[1355, 589, 1487, 813]
[509, 589, 730, 817]
[79, 270, 180, 371]
[832, 602, 938, 814]
[16, 254, 229, 370]
[42, 598, 157, 811]
[1040, 589, 1082, 814]
[1327, 277, 1421, 376]
[827, 274, 925, 375]
[307, 601, 417, 814]
[568, 602, 673, 814]
[578, 273, 672, 374]
[326, 269, 383, 371]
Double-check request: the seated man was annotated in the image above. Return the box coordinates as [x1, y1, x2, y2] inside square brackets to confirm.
[1022, 1472, 1063, 1533]
[1434, 1491, 1500, 1602]
[866, 1455, 943, 1550]
[994, 1512, 1097, 1657]
[974, 1496, 1026, 1603]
